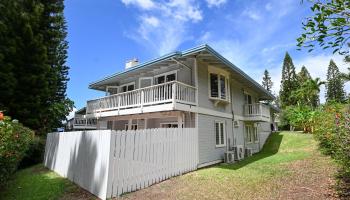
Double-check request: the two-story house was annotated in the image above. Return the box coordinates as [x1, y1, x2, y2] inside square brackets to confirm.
[85, 44, 277, 168]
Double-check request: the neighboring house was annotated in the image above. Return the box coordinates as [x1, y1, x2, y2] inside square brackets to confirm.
[65, 107, 97, 131]
[85, 44, 278, 167]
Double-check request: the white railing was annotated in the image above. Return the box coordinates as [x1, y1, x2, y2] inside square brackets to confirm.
[86, 81, 196, 114]
[73, 118, 97, 127]
[244, 103, 270, 119]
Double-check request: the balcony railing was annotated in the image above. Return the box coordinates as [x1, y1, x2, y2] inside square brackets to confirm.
[73, 118, 97, 127]
[243, 103, 270, 119]
[86, 81, 196, 114]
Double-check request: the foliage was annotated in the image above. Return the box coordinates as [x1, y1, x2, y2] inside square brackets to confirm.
[279, 52, 299, 108]
[0, 0, 73, 134]
[297, 65, 312, 82]
[262, 69, 273, 92]
[312, 102, 350, 198]
[283, 105, 316, 132]
[292, 77, 325, 108]
[297, 0, 350, 56]
[0, 114, 33, 187]
[19, 136, 45, 169]
[326, 59, 346, 102]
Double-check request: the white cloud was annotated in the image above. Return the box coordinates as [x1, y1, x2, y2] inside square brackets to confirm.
[206, 0, 227, 8]
[121, 0, 202, 55]
[121, 0, 155, 10]
[141, 15, 160, 27]
[66, 107, 77, 120]
[242, 9, 261, 21]
[268, 53, 350, 103]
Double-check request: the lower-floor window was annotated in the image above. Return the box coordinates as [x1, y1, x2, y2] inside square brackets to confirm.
[245, 124, 258, 143]
[160, 123, 178, 128]
[125, 124, 138, 131]
[215, 121, 226, 147]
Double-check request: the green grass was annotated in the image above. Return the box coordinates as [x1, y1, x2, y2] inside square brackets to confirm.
[0, 164, 80, 200]
[119, 131, 337, 200]
[0, 132, 336, 200]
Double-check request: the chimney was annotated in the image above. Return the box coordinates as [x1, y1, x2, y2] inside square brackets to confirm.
[125, 58, 139, 69]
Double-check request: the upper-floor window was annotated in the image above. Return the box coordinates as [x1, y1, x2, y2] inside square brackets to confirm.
[120, 82, 135, 92]
[209, 72, 229, 101]
[154, 71, 177, 84]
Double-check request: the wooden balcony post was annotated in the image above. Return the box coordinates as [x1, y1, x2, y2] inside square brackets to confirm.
[172, 82, 176, 105]
[141, 90, 144, 112]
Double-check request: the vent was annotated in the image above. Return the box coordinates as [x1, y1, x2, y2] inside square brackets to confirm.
[233, 120, 239, 128]
[224, 151, 235, 163]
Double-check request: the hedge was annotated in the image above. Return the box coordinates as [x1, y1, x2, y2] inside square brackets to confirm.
[0, 115, 33, 187]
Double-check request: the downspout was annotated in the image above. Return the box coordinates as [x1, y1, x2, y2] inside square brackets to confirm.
[230, 78, 235, 151]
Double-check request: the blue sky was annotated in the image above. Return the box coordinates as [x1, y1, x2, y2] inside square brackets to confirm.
[65, 0, 349, 111]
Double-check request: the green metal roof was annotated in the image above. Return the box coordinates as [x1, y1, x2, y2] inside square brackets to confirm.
[89, 44, 275, 99]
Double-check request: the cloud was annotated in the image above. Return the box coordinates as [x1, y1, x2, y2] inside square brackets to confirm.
[121, 0, 155, 10]
[66, 107, 78, 120]
[141, 15, 160, 27]
[121, 0, 202, 55]
[206, 0, 227, 8]
[265, 3, 272, 11]
[268, 53, 349, 103]
[242, 9, 261, 21]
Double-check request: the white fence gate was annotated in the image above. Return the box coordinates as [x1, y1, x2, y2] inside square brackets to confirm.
[44, 128, 198, 199]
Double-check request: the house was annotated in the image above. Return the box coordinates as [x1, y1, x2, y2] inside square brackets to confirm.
[85, 44, 278, 168]
[65, 107, 97, 131]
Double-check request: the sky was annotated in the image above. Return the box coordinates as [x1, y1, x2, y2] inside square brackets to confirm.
[64, 0, 349, 112]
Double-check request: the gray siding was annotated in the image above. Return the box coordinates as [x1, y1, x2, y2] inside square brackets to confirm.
[198, 114, 233, 165]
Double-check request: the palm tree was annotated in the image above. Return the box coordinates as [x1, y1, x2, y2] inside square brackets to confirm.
[292, 78, 325, 108]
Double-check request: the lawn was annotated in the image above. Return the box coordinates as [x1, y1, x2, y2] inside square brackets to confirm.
[0, 132, 338, 200]
[0, 164, 97, 200]
[116, 131, 338, 200]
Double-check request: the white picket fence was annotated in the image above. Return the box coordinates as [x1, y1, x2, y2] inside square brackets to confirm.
[44, 128, 198, 199]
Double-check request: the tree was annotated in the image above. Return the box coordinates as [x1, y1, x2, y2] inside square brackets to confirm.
[297, 66, 312, 83]
[326, 59, 346, 102]
[340, 67, 350, 82]
[279, 52, 299, 108]
[0, 0, 73, 134]
[292, 77, 325, 107]
[262, 69, 273, 92]
[297, 0, 350, 56]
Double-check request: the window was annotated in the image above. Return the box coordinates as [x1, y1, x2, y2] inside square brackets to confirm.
[120, 82, 135, 93]
[125, 124, 138, 131]
[215, 121, 226, 147]
[245, 124, 259, 143]
[209, 72, 229, 101]
[244, 93, 252, 104]
[155, 71, 177, 85]
[160, 122, 178, 128]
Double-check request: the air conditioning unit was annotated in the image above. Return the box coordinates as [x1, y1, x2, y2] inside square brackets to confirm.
[245, 148, 253, 157]
[224, 151, 235, 163]
[235, 145, 244, 161]
[233, 120, 239, 127]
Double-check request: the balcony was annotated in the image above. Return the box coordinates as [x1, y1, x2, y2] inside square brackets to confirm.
[243, 103, 271, 122]
[86, 81, 196, 117]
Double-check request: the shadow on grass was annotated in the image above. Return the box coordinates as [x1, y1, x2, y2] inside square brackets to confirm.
[217, 132, 284, 170]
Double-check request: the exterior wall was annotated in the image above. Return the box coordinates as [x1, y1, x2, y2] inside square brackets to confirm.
[197, 61, 231, 113]
[197, 114, 233, 165]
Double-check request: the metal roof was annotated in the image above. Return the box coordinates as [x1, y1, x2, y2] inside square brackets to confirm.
[89, 44, 275, 99]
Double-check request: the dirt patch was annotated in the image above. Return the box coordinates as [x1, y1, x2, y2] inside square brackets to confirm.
[59, 185, 99, 200]
[276, 153, 338, 200]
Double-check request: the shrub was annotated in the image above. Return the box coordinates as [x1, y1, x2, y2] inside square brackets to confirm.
[312, 103, 350, 197]
[0, 115, 33, 187]
[19, 136, 45, 169]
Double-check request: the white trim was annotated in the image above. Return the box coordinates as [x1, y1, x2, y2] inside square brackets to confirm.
[154, 70, 177, 84]
[197, 159, 223, 168]
[215, 121, 226, 147]
[208, 71, 230, 102]
[119, 82, 135, 92]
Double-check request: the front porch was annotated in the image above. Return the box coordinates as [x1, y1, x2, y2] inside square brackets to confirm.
[86, 81, 196, 118]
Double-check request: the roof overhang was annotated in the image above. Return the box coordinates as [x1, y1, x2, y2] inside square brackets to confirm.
[89, 44, 275, 100]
